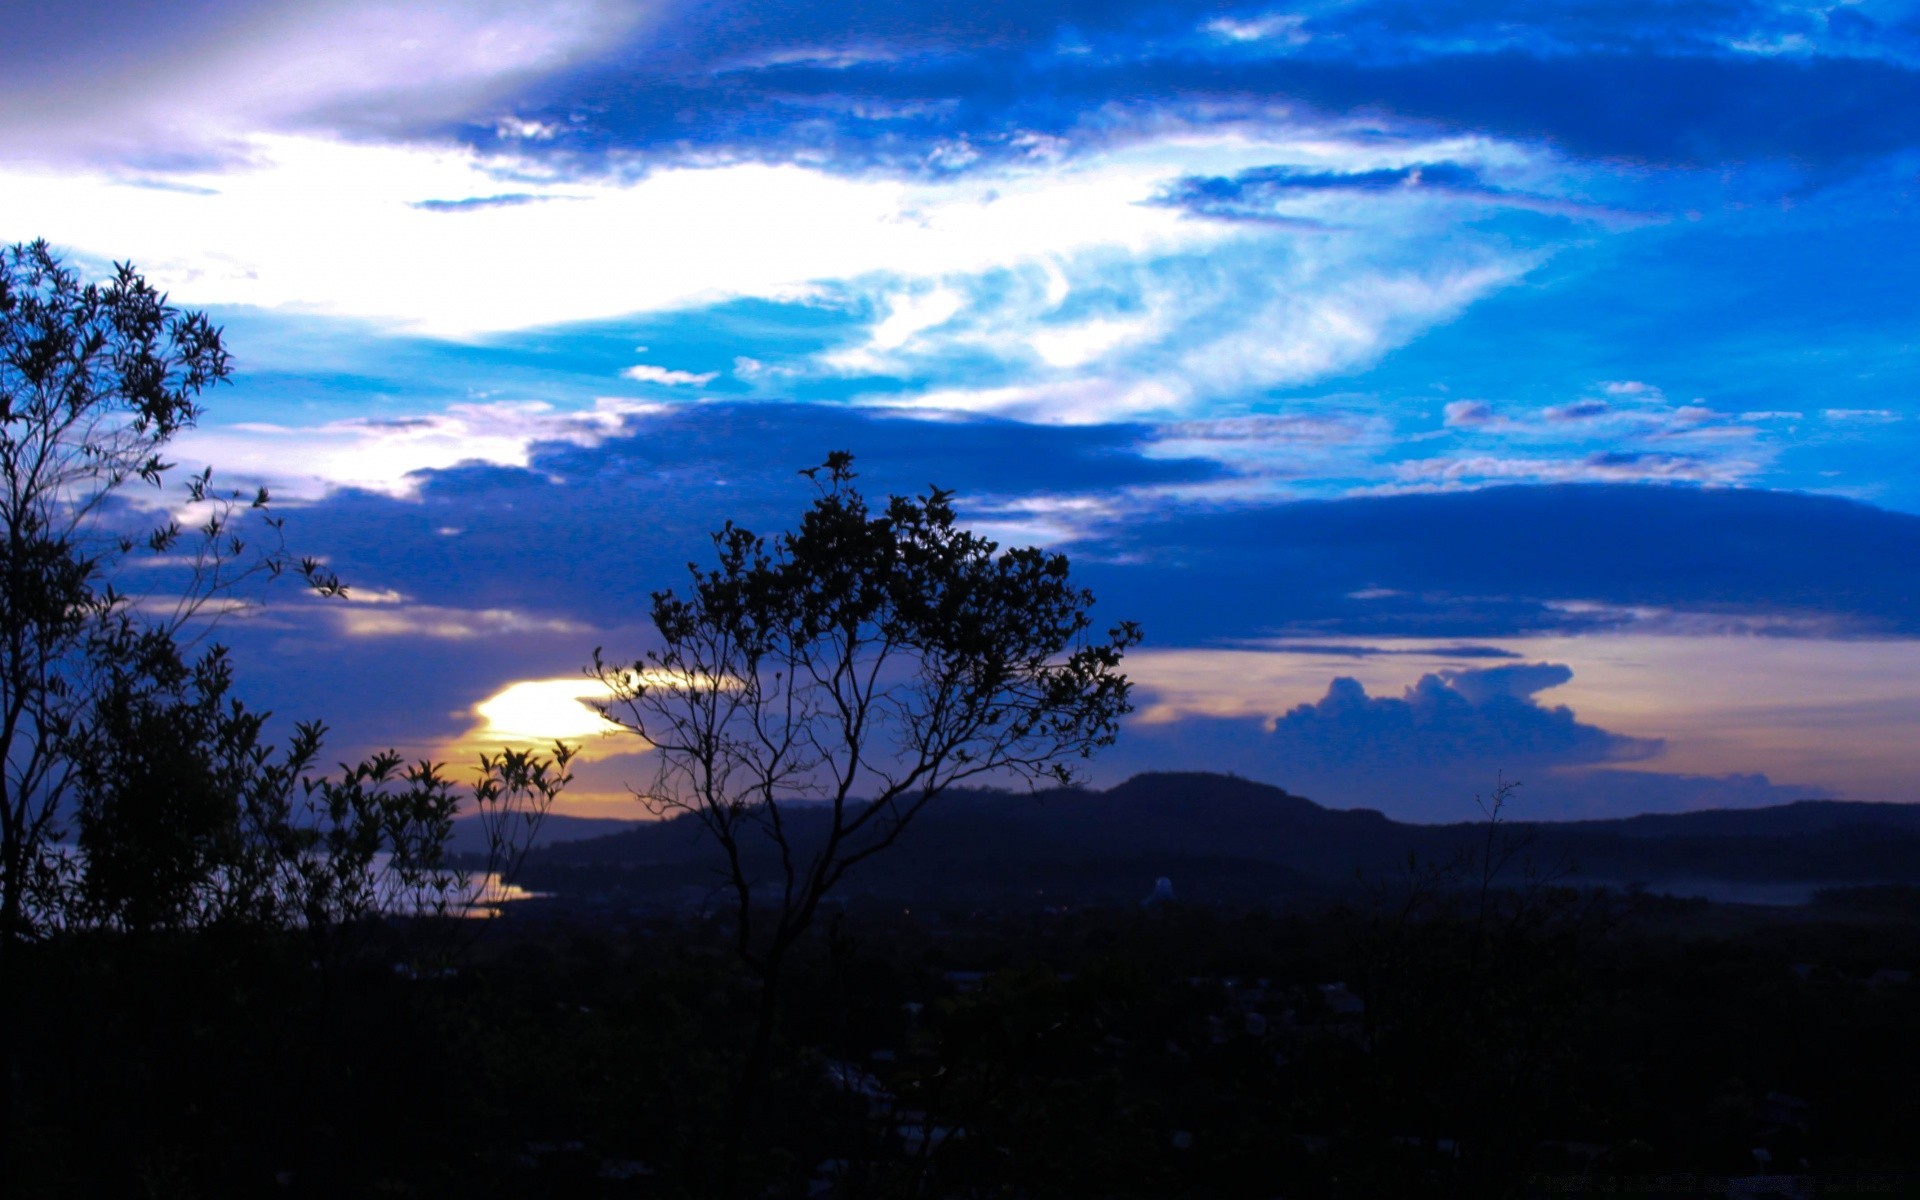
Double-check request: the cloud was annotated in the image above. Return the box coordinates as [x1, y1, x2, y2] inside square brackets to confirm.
[1443, 399, 1496, 427]
[621, 364, 718, 386]
[1076, 479, 1920, 643]
[176, 397, 664, 497]
[259, 401, 1226, 622]
[1151, 159, 1630, 224]
[1253, 642, 1522, 660]
[1258, 664, 1661, 772]
[441, 677, 642, 765]
[1427, 386, 1759, 450]
[410, 193, 552, 212]
[1104, 662, 1827, 819]
[1387, 449, 1757, 487]
[7, 133, 1231, 337]
[231, 401, 1920, 654]
[1543, 399, 1611, 422]
[0, 0, 642, 170]
[172, 401, 1920, 816]
[825, 237, 1534, 423]
[410, 2, 1920, 182]
[10, 0, 1917, 195]
[334, 603, 594, 640]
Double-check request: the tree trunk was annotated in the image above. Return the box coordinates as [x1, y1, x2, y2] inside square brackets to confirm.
[723, 964, 784, 1199]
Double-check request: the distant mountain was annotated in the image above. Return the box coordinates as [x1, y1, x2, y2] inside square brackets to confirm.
[448, 813, 642, 857]
[513, 773, 1920, 908]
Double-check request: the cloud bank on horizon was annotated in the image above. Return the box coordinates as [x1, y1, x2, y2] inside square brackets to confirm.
[7, 0, 1920, 819]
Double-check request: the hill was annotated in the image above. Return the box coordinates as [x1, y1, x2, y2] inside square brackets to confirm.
[513, 773, 1920, 908]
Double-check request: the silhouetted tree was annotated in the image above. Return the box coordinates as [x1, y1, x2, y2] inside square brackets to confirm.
[0, 242, 572, 944]
[591, 451, 1138, 1190]
[71, 630, 575, 942]
[0, 240, 348, 943]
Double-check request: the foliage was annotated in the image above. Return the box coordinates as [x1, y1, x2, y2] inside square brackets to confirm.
[0, 240, 340, 941]
[591, 452, 1138, 973]
[68, 632, 575, 939]
[0, 241, 569, 945]
[590, 450, 1137, 1188]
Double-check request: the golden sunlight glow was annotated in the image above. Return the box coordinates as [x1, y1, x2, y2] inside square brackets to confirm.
[472, 679, 625, 744]
[450, 669, 735, 769]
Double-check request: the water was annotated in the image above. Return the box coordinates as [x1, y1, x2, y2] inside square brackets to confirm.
[30, 845, 540, 927]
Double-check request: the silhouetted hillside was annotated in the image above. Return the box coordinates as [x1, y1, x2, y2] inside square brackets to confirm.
[447, 813, 642, 856]
[517, 772, 1920, 907]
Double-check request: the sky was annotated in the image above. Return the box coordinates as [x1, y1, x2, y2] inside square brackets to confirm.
[8, 0, 1920, 822]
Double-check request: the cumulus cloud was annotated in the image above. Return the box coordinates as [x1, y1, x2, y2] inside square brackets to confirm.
[1103, 663, 1829, 819]
[1260, 665, 1660, 773]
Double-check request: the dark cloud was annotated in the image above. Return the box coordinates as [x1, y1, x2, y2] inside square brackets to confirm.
[458, 2, 1920, 177]
[1078, 480, 1920, 642]
[0, 0, 254, 85]
[282, 401, 1225, 622]
[6, 2, 1915, 178]
[1157, 161, 1503, 222]
[1544, 400, 1611, 421]
[274, 404, 1920, 646]
[1262, 51, 1920, 170]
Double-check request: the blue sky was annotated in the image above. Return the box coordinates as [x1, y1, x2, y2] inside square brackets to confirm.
[9, 0, 1920, 820]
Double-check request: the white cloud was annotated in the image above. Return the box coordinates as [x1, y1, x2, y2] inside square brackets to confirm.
[0, 1, 642, 170]
[1029, 314, 1162, 369]
[896, 377, 1188, 424]
[336, 604, 594, 640]
[8, 111, 1579, 430]
[5, 133, 1214, 337]
[1602, 380, 1660, 397]
[621, 364, 718, 386]
[176, 396, 661, 497]
[1204, 12, 1311, 45]
[834, 241, 1526, 424]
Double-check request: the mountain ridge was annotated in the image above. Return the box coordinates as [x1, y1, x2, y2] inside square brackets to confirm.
[507, 773, 1920, 907]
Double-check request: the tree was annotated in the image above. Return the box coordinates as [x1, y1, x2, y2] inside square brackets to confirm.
[0, 241, 573, 944]
[0, 239, 357, 942]
[590, 452, 1139, 1188]
[0, 240, 573, 1164]
[69, 627, 576, 940]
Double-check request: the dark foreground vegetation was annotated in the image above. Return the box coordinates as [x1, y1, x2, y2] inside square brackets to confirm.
[14, 880, 1920, 1198]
